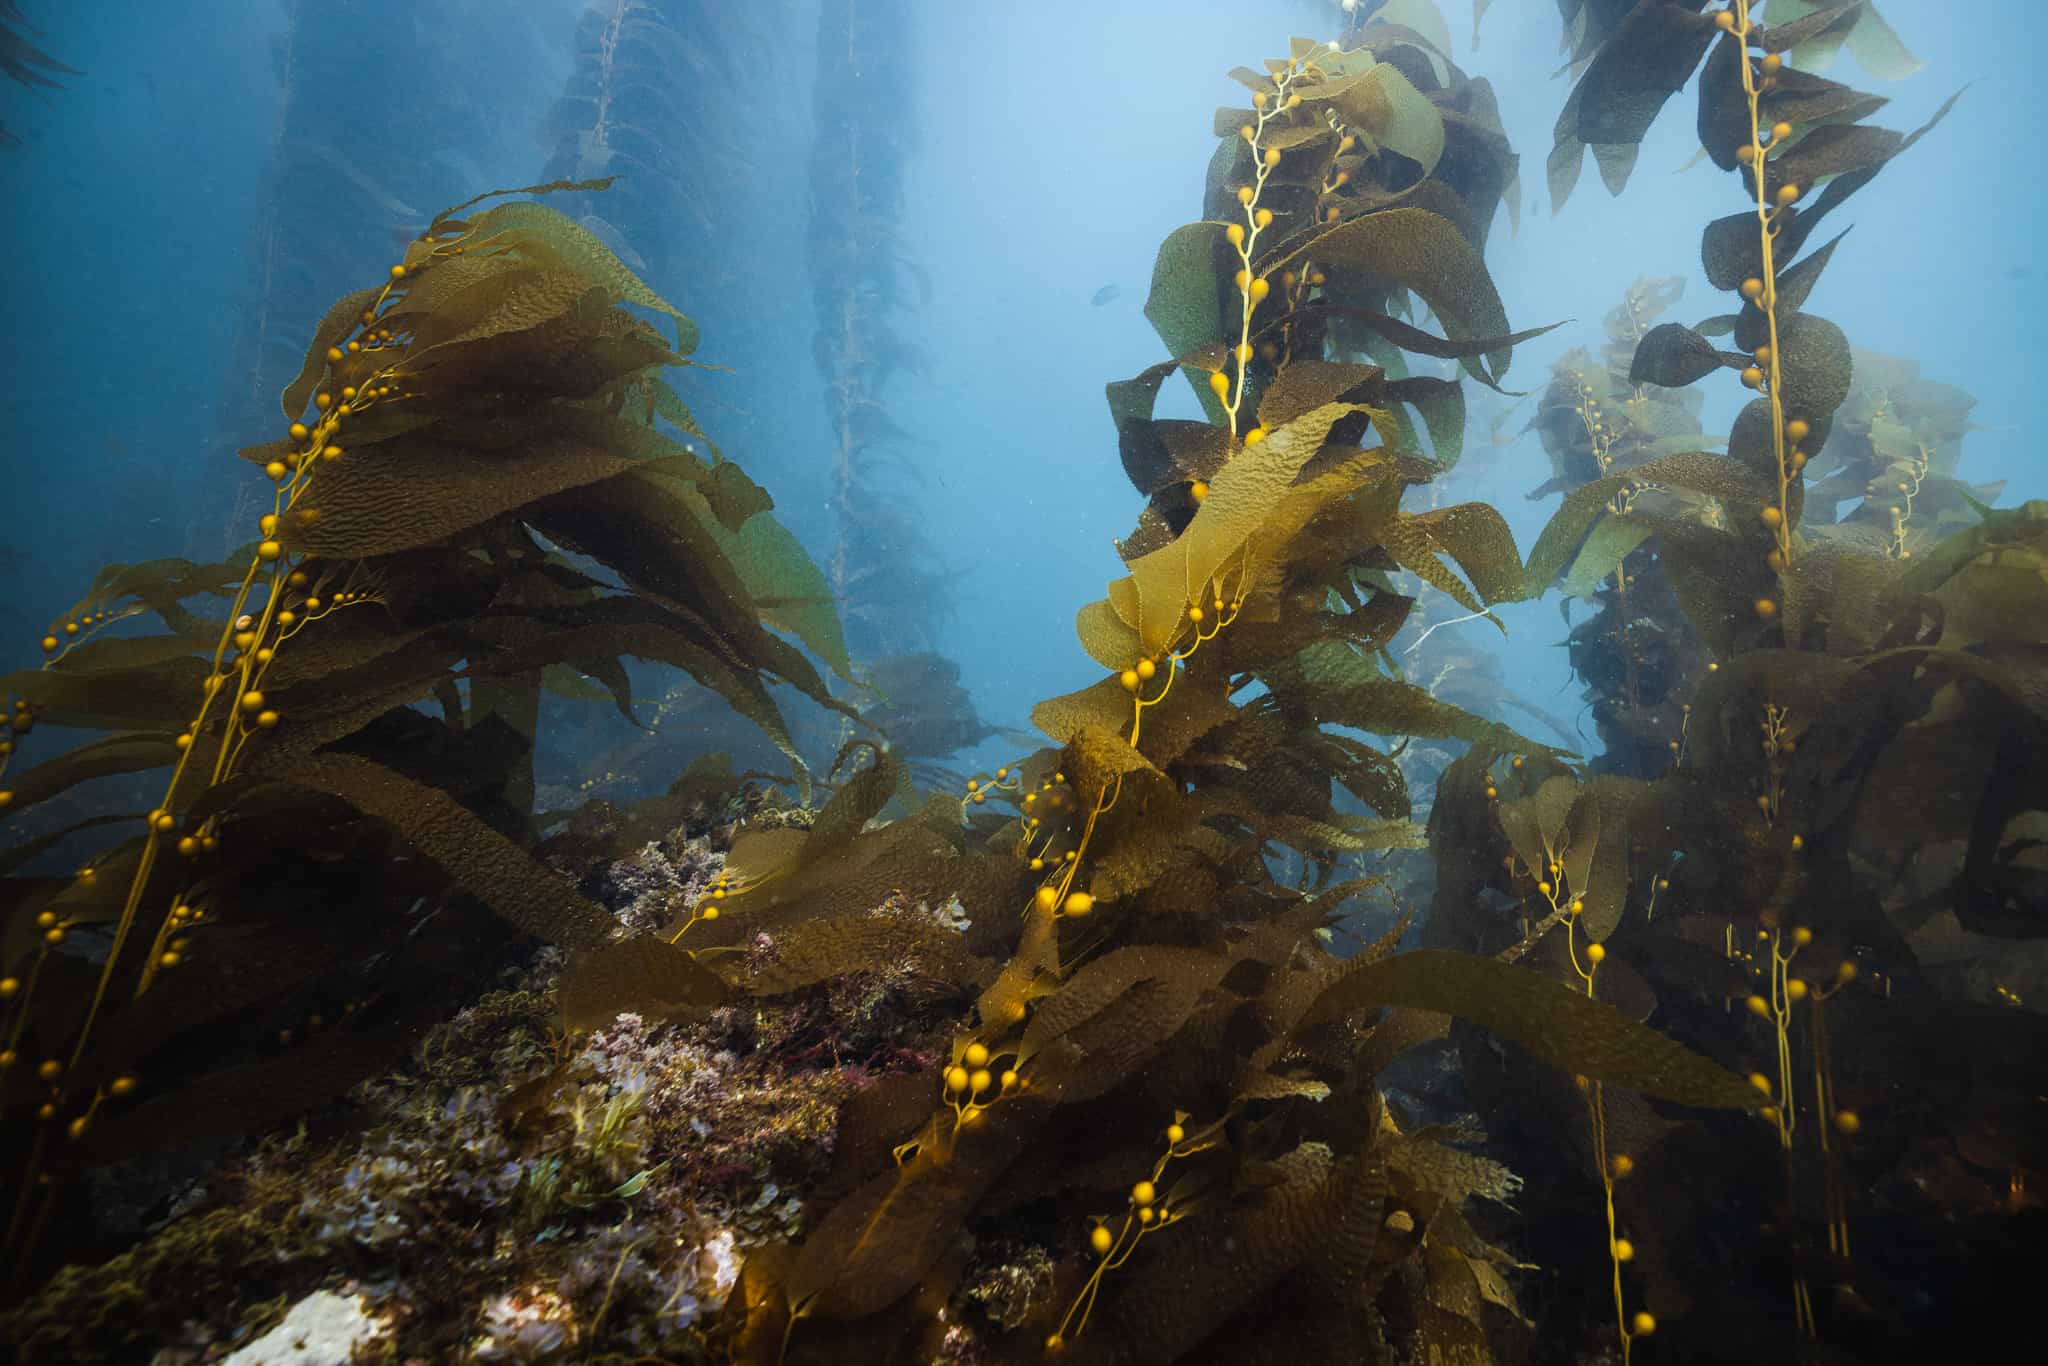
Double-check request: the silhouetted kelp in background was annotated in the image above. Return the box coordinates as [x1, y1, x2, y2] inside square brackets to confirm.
[805, 1, 1006, 779]
[538, 0, 761, 285]
[1525, 275, 1720, 776]
[807, 0, 951, 670]
[0, 0, 77, 149]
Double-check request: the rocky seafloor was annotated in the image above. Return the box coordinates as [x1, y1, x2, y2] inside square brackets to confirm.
[2, 791, 1030, 1364]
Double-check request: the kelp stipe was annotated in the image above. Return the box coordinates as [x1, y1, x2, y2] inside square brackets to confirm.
[0, 179, 851, 1285]
[806, 0, 961, 780]
[539, 0, 757, 279]
[808, 0, 941, 640]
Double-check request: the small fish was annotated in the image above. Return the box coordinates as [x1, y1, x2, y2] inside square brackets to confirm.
[2004, 265, 2033, 280]
[1090, 283, 1121, 306]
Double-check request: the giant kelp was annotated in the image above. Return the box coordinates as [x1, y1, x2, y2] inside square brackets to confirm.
[855, 652, 1035, 792]
[0, 0, 77, 149]
[539, 0, 759, 282]
[1794, 346, 2002, 556]
[0, 184, 852, 1282]
[670, 27, 1761, 1364]
[1449, 6, 2045, 1360]
[8, 8, 2028, 1361]
[1526, 276, 1719, 775]
[219, 0, 546, 514]
[1521, 0, 1923, 213]
[807, 0, 951, 666]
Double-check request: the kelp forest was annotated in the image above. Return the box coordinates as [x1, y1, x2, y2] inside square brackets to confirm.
[0, 2, 2040, 1363]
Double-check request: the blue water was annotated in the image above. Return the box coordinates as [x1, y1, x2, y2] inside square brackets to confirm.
[3, 0, 2040, 788]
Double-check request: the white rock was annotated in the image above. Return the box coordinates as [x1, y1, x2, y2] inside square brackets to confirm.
[220, 1290, 386, 1366]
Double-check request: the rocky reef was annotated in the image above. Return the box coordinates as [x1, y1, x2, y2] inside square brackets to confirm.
[3, 789, 979, 1364]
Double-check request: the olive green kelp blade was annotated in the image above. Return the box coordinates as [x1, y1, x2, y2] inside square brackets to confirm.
[1297, 949, 1758, 1109]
